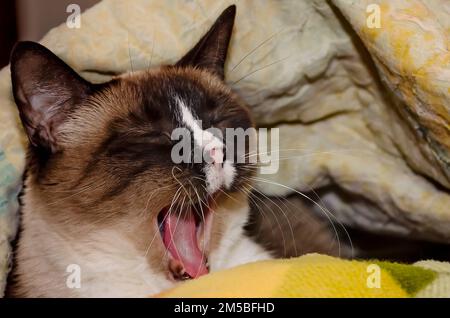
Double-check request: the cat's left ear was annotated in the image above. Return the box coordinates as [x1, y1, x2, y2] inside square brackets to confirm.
[176, 5, 236, 79]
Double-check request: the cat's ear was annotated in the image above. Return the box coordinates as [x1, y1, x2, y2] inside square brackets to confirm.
[10, 41, 92, 153]
[176, 5, 236, 79]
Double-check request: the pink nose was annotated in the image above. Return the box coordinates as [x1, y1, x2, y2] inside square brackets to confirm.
[209, 147, 223, 166]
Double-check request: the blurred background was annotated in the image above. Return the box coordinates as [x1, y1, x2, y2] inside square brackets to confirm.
[0, 0, 99, 68]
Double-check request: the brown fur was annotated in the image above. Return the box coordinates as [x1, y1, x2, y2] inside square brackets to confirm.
[8, 61, 252, 295]
[7, 6, 274, 297]
[247, 194, 347, 258]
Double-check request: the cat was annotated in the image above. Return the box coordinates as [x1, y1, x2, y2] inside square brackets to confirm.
[7, 5, 273, 297]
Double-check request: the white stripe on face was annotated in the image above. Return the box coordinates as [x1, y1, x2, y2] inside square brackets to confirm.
[175, 96, 235, 194]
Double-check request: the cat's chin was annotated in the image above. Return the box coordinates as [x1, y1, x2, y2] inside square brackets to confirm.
[157, 195, 216, 280]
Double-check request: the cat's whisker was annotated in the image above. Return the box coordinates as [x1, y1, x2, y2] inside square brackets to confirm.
[228, 13, 312, 85]
[40, 177, 101, 193]
[239, 185, 276, 245]
[171, 170, 203, 274]
[143, 185, 181, 259]
[147, 29, 156, 71]
[216, 186, 242, 205]
[46, 179, 107, 206]
[242, 180, 297, 257]
[190, 182, 209, 277]
[248, 176, 343, 254]
[172, 166, 191, 198]
[203, 184, 219, 213]
[152, 186, 184, 262]
[231, 55, 292, 86]
[241, 183, 288, 256]
[248, 176, 346, 253]
[140, 183, 175, 217]
[248, 176, 354, 258]
[242, 147, 377, 160]
[246, 183, 300, 257]
[229, 28, 285, 74]
[166, 192, 187, 260]
[127, 31, 134, 73]
[256, 152, 377, 164]
[259, 184, 338, 256]
[264, 194, 308, 256]
[196, 190, 212, 272]
[100, 182, 181, 226]
[88, 184, 173, 228]
[163, 191, 192, 273]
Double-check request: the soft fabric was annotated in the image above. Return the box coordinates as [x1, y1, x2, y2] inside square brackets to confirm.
[414, 260, 450, 297]
[156, 254, 448, 298]
[1, 0, 450, 296]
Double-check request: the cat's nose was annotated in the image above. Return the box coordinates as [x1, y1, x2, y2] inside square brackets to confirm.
[209, 146, 224, 167]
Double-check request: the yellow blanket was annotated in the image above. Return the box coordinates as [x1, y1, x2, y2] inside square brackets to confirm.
[157, 254, 450, 298]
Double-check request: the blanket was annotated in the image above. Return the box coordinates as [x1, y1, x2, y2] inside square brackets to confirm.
[1, 0, 450, 296]
[157, 254, 450, 298]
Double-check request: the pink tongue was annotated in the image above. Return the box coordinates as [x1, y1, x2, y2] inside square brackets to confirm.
[162, 208, 208, 278]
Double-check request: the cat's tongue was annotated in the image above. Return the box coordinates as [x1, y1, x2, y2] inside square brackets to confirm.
[162, 209, 208, 278]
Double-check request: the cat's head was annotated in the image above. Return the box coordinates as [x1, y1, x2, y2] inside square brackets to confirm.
[11, 6, 255, 280]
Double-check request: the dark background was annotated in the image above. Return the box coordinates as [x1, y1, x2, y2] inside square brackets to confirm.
[0, 0, 99, 68]
[0, 2, 17, 68]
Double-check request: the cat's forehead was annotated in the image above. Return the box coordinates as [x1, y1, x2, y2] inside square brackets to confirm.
[106, 68, 231, 128]
[64, 66, 245, 151]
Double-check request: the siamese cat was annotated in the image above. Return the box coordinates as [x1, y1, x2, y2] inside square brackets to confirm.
[7, 6, 273, 297]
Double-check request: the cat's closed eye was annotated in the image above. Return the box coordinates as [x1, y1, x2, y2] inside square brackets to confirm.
[105, 131, 173, 159]
[145, 131, 172, 145]
[119, 130, 172, 145]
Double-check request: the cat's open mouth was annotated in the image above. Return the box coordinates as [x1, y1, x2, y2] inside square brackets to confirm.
[157, 197, 214, 280]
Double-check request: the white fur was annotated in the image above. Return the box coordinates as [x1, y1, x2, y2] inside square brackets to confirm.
[208, 201, 272, 270]
[176, 96, 236, 194]
[18, 197, 271, 297]
[17, 211, 173, 297]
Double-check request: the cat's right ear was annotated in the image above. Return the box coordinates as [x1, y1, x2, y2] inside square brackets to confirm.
[10, 41, 92, 153]
[176, 5, 236, 79]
